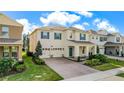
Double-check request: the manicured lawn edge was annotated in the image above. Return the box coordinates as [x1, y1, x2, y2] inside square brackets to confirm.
[0, 53, 63, 81]
[84, 54, 124, 71]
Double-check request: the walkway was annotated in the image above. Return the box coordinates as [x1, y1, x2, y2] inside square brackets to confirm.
[65, 67, 124, 81]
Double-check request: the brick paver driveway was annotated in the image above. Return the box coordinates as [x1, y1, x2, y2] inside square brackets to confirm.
[45, 58, 98, 79]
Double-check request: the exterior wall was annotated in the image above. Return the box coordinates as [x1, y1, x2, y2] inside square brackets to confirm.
[0, 25, 23, 39]
[30, 27, 124, 58]
[37, 30, 66, 58]
[107, 36, 115, 42]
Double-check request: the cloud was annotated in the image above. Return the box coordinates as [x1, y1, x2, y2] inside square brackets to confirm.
[40, 11, 80, 26]
[93, 18, 119, 32]
[73, 24, 85, 30]
[16, 18, 40, 34]
[73, 22, 89, 30]
[83, 22, 89, 26]
[75, 11, 93, 18]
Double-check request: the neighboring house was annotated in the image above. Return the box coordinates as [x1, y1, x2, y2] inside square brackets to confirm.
[29, 26, 96, 58]
[29, 26, 124, 58]
[0, 13, 23, 61]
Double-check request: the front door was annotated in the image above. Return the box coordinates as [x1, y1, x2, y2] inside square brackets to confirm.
[69, 47, 73, 57]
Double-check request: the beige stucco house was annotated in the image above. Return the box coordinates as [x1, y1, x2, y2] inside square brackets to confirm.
[0, 13, 23, 61]
[29, 26, 124, 58]
[29, 26, 97, 58]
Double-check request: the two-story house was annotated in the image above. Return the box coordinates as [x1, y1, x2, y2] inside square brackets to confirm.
[86, 30, 108, 54]
[29, 26, 96, 58]
[0, 13, 23, 61]
[105, 32, 124, 56]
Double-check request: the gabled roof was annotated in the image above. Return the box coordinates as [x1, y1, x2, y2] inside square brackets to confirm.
[0, 13, 23, 27]
[69, 27, 83, 31]
[86, 29, 97, 34]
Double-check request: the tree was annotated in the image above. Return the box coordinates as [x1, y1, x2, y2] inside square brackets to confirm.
[35, 41, 42, 57]
[22, 34, 26, 51]
[97, 45, 99, 54]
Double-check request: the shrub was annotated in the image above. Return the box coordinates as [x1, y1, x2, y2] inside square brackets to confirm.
[26, 51, 33, 56]
[89, 54, 108, 63]
[35, 41, 42, 57]
[84, 59, 101, 66]
[0, 58, 26, 76]
[0, 58, 12, 76]
[15, 64, 26, 73]
[32, 55, 45, 65]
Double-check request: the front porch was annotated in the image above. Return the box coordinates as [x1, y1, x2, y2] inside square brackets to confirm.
[105, 42, 124, 57]
[67, 45, 97, 62]
[0, 45, 22, 60]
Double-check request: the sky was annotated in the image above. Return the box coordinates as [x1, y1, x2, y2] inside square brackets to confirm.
[1, 11, 124, 35]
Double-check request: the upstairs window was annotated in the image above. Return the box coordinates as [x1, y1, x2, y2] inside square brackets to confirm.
[100, 37, 107, 42]
[80, 33, 86, 40]
[41, 32, 49, 39]
[54, 33, 61, 40]
[116, 37, 120, 42]
[2, 26, 9, 37]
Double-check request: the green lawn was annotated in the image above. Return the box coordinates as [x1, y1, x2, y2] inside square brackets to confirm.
[92, 63, 119, 71]
[0, 53, 63, 81]
[91, 59, 124, 71]
[116, 73, 124, 77]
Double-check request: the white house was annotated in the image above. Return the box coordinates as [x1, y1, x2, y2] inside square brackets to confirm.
[29, 26, 124, 58]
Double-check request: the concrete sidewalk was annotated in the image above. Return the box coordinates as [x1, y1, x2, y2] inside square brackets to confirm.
[64, 67, 124, 81]
[106, 55, 124, 61]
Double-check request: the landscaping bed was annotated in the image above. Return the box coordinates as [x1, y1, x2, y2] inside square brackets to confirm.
[0, 58, 26, 78]
[0, 52, 63, 81]
[84, 54, 124, 71]
[116, 73, 124, 78]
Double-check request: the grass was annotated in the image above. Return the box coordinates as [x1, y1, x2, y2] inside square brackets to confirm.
[0, 52, 63, 81]
[116, 73, 124, 77]
[87, 58, 124, 71]
[92, 63, 118, 71]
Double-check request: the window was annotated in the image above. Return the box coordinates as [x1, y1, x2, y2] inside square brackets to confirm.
[96, 36, 98, 40]
[80, 33, 86, 40]
[12, 47, 18, 58]
[54, 33, 61, 40]
[2, 26, 9, 37]
[100, 37, 107, 42]
[92, 36, 94, 39]
[116, 37, 120, 42]
[3, 46, 9, 57]
[41, 32, 49, 39]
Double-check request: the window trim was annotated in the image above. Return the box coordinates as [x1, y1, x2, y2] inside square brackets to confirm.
[80, 33, 86, 40]
[54, 33, 62, 40]
[41, 32, 49, 39]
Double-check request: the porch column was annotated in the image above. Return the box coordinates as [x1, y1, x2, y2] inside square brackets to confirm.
[9, 46, 12, 58]
[18, 45, 22, 61]
[74, 46, 79, 57]
[94, 45, 97, 55]
[119, 46, 122, 56]
[86, 46, 90, 56]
